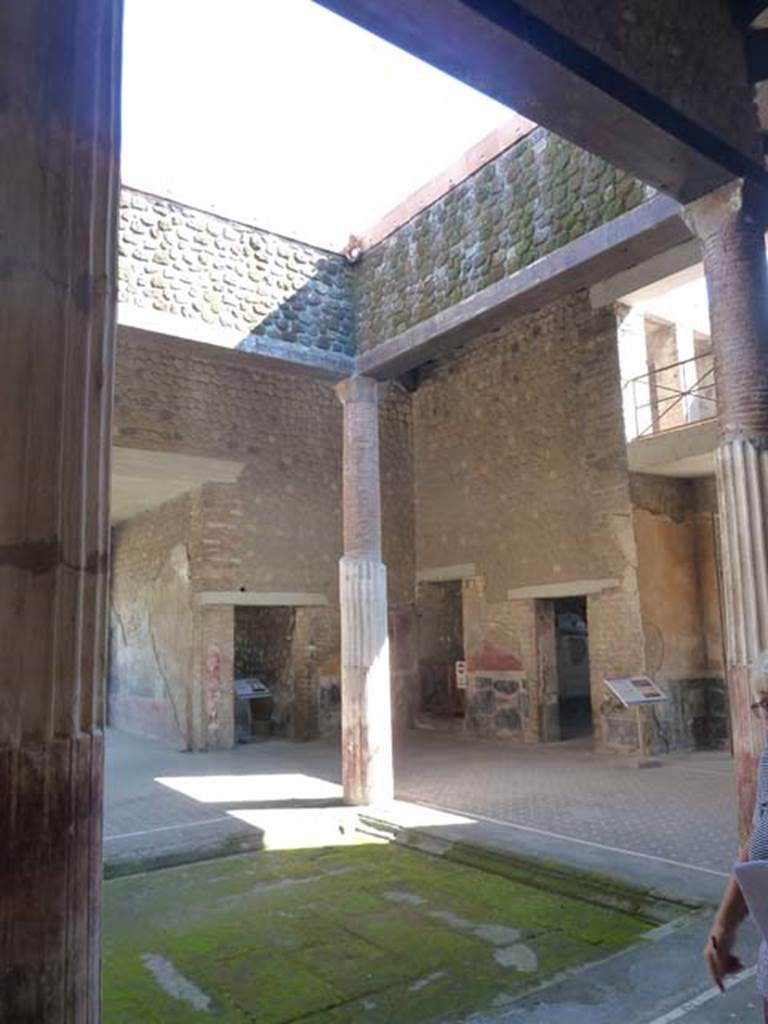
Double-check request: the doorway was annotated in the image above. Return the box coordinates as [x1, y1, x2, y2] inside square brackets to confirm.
[553, 597, 593, 740]
[417, 580, 465, 720]
[233, 606, 295, 739]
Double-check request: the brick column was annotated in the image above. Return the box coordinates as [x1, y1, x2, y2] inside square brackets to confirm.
[684, 181, 768, 840]
[336, 377, 394, 805]
[0, 1, 122, 1019]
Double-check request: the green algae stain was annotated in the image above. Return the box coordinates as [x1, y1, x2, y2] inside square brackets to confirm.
[103, 844, 652, 1024]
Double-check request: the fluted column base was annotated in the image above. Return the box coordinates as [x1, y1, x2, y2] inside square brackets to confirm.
[339, 555, 393, 806]
[0, 735, 104, 1022]
[716, 438, 768, 840]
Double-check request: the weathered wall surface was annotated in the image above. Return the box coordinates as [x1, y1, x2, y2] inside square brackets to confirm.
[115, 333, 415, 607]
[109, 494, 194, 747]
[115, 332, 344, 600]
[119, 188, 355, 354]
[356, 129, 648, 350]
[693, 477, 724, 674]
[462, 581, 540, 743]
[112, 333, 416, 744]
[411, 291, 646, 749]
[631, 475, 707, 677]
[234, 606, 296, 735]
[514, 0, 758, 160]
[630, 473, 727, 751]
[413, 293, 632, 599]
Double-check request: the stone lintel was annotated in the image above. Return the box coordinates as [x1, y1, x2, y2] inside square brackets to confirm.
[416, 564, 476, 583]
[358, 196, 690, 380]
[311, 0, 756, 201]
[506, 579, 621, 600]
[198, 591, 329, 607]
[589, 239, 702, 309]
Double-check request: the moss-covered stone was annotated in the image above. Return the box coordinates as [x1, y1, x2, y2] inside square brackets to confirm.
[103, 843, 655, 1024]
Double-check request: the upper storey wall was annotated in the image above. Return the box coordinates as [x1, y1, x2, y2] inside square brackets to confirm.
[119, 125, 654, 361]
[355, 128, 648, 351]
[118, 188, 356, 356]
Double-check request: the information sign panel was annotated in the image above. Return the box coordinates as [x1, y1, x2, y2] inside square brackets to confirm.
[604, 675, 666, 706]
[455, 660, 468, 690]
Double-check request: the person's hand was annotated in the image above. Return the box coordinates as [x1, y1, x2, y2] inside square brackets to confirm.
[704, 926, 743, 992]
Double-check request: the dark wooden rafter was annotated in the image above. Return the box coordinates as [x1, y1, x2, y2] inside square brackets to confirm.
[746, 28, 768, 81]
[731, 0, 768, 28]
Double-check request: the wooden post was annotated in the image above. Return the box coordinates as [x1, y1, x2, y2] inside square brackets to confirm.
[336, 377, 394, 806]
[0, 0, 122, 1018]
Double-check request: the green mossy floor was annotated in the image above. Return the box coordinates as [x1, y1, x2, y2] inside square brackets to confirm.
[103, 842, 650, 1023]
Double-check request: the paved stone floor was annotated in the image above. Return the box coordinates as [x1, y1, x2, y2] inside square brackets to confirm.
[105, 729, 763, 1022]
[106, 729, 738, 885]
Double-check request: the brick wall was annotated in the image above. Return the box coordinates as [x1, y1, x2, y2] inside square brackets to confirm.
[112, 333, 416, 743]
[115, 332, 415, 605]
[119, 188, 355, 355]
[413, 293, 632, 598]
[356, 129, 648, 350]
[410, 291, 647, 749]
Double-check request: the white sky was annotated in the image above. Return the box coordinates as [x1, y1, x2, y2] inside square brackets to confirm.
[122, 0, 512, 251]
[624, 270, 711, 336]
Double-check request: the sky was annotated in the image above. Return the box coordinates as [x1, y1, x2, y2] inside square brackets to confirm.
[122, 0, 512, 251]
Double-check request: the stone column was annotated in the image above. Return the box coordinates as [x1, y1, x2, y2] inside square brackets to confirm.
[336, 377, 394, 806]
[0, 1, 122, 1020]
[684, 181, 768, 840]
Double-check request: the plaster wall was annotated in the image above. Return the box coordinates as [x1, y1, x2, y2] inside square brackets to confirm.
[109, 494, 194, 747]
[630, 473, 727, 751]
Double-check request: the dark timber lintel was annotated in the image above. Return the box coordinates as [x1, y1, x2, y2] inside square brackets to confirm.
[313, 0, 768, 203]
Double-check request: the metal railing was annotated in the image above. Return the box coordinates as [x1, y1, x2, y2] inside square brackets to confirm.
[624, 351, 717, 439]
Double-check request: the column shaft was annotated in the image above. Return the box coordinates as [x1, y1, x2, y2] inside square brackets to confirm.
[0, 1, 122, 1019]
[336, 377, 393, 805]
[686, 182, 768, 840]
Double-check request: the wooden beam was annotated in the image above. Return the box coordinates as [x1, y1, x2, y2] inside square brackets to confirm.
[313, 0, 768, 202]
[747, 28, 768, 81]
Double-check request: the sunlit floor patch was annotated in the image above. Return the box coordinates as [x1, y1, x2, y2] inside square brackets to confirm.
[103, 843, 652, 1023]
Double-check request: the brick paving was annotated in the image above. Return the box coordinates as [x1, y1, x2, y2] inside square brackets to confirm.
[393, 732, 738, 875]
[105, 729, 738, 877]
[105, 729, 758, 1023]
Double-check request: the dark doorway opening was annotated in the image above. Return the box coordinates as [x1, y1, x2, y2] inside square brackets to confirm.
[233, 606, 295, 740]
[417, 580, 465, 719]
[554, 597, 592, 740]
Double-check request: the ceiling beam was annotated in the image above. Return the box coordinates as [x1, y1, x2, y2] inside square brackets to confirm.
[746, 28, 768, 81]
[314, 0, 768, 202]
[731, 0, 768, 28]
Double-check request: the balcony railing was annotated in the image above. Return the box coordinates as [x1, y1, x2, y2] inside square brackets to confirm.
[624, 351, 717, 439]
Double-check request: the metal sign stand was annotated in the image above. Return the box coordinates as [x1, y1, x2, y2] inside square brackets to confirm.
[604, 676, 667, 769]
